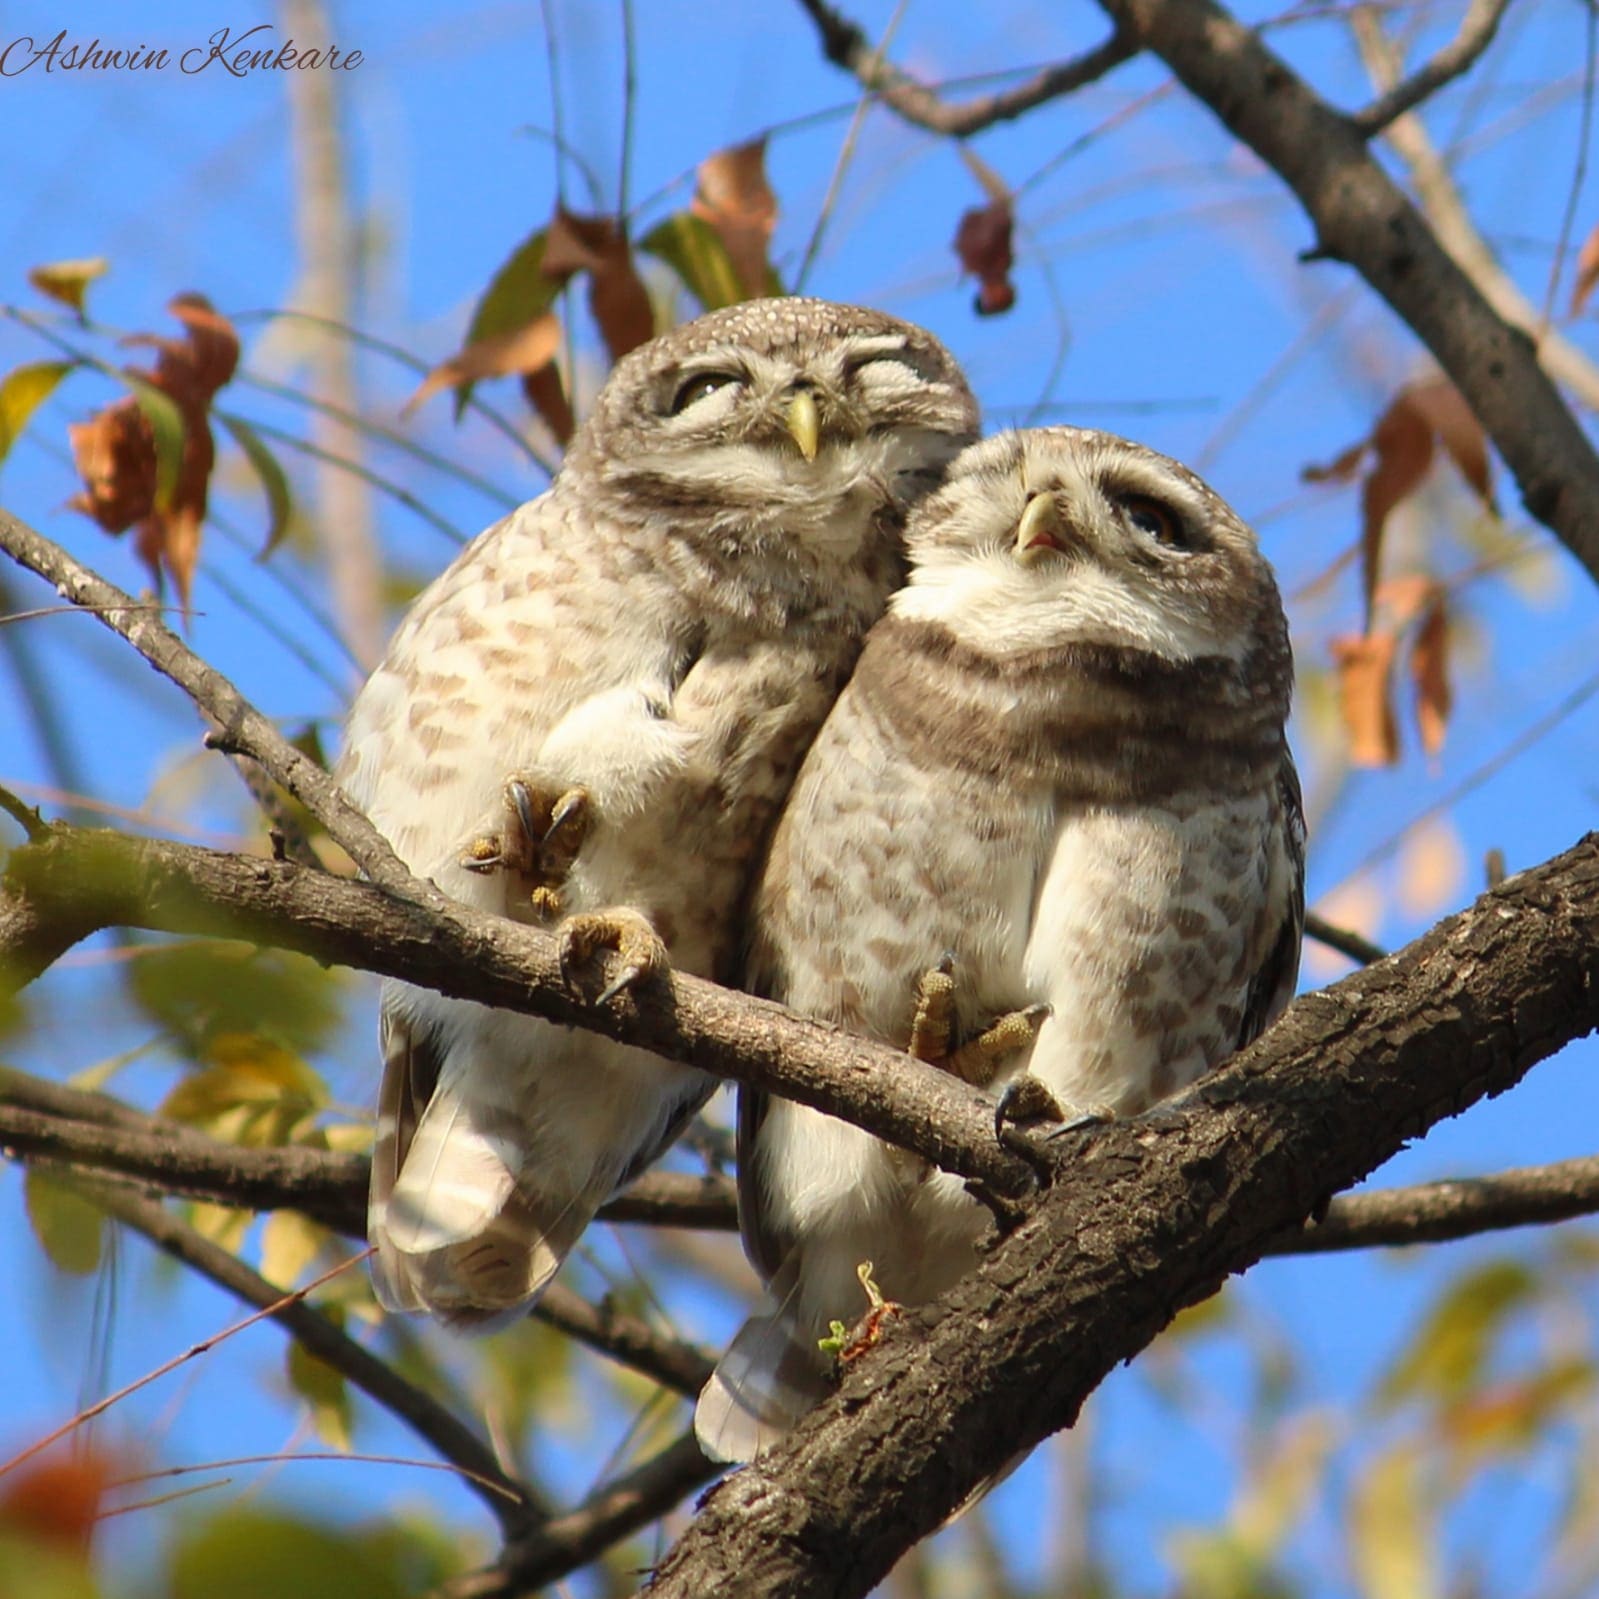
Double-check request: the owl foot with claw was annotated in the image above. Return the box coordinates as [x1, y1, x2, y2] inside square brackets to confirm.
[559, 907, 669, 1005]
[460, 779, 591, 920]
[907, 956, 1048, 1087]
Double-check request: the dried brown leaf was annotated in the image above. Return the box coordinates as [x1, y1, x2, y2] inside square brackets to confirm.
[68, 397, 156, 533]
[522, 361, 575, 446]
[1331, 630, 1401, 767]
[1570, 221, 1599, 317]
[1410, 595, 1452, 758]
[692, 138, 779, 300]
[67, 294, 238, 618]
[954, 199, 1016, 317]
[1406, 377, 1494, 510]
[542, 209, 654, 364]
[402, 312, 562, 418]
[1302, 439, 1369, 485]
[1360, 393, 1434, 628]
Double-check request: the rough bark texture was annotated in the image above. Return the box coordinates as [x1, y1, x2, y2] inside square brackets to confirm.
[642, 833, 1599, 1598]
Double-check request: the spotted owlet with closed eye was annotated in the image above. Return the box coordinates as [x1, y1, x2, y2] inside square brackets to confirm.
[696, 426, 1303, 1461]
[337, 298, 979, 1327]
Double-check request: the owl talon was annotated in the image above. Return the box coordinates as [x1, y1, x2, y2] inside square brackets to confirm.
[948, 1003, 1049, 1085]
[907, 955, 957, 1065]
[559, 907, 669, 1004]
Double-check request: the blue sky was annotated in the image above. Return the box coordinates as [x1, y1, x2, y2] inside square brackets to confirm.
[1, 2, 1597, 1593]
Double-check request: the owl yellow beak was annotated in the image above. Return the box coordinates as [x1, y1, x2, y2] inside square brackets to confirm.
[1015, 492, 1067, 561]
[785, 389, 820, 462]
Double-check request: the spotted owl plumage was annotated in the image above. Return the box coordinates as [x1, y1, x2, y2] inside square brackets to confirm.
[337, 298, 978, 1326]
[696, 427, 1304, 1460]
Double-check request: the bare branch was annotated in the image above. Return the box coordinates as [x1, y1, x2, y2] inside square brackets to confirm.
[449, 1433, 716, 1599]
[2, 820, 1038, 1199]
[0, 1069, 737, 1237]
[1350, 8, 1599, 415]
[794, 0, 1137, 138]
[63, 1172, 540, 1535]
[1302, 911, 1385, 965]
[0, 506, 418, 895]
[536, 1284, 715, 1399]
[1351, 0, 1512, 134]
[1268, 1154, 1599, 1254]
[1087, 0, 1599, 589]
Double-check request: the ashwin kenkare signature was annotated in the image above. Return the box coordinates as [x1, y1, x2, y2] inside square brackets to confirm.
[0, 24, 362, 77]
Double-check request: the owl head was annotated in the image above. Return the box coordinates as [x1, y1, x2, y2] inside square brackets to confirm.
[892, 427, 1289, 685]
[565, 298, 979, 562]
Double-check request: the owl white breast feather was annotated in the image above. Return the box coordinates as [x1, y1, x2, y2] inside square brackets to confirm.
[337, 298, 978, 1327]
[697, 426, 1304, 1463]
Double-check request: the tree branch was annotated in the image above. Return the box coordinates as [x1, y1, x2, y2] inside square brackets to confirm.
[1, 821, 1038, 1199]
[0, 506, 417, 895]
[449, 1433, 717, 1599]
[0, 1069, 738, 1237]
[793, 0, 1137, 138]
[1349, 5, 1599, 413]
[1351, 0, 1512, 135]
[643, 829, 1599, 1597]
[1085, 0, 1599, 590]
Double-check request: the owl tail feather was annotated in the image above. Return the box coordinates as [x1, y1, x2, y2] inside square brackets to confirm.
[694, 1296, 833, 1465]
[368, 1010, 596, 1330]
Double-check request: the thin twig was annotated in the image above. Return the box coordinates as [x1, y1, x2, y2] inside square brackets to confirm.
[793, 0, 1138, 138]
[62, 1173, 542, 1533]
[0, 507, 419, 896]
[1302, 912, 1386, 965]
[1351, 0, 1512, 134]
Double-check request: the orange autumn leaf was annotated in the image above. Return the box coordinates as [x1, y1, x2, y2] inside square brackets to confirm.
[692, 138, 779, 300]
[541, 209, 655, 364]
[1331, 630, 1401, 767]
[1405, 377, 1495, 510]
[1410, 594, 1452, 758]
[1570, 221, 1599, 317]
[403, 312, 561, 418]
[67, 292, 238, 617]
[0, 1447, 116, 1551]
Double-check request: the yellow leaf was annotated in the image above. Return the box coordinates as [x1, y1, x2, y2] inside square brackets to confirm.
[288, 1332, 352, 1450]
[1379, 1259, 1536, 1408]
[0, 361, 76, 466]
[28, 257, 108, 317]
[1349, 1443, 1439, 1599]
[261, 1210, 327, 1287]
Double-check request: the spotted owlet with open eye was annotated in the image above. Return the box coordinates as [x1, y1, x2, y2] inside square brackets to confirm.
[696, 426, 1304, 1461]
[337, 298, 979, 1327]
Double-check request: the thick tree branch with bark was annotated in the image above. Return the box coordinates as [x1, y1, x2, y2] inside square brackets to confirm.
[643, 830, 1599, 1597]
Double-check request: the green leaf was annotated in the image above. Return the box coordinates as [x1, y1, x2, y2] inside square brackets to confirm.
[170, 1511, 412, 1599]
[1379, 1259, 1537, 1408]
[288, 1327, 353, 1451]
[0, 1531, 100, 1599]
[24, 1169, 104, 1275]
[638, 212, 746, 312]
[0, 361, 77, 467]
[161, 1032, 329, 1148]
[454, 227, 559, 419]
[121, 373, 185, 511]
[216, 410, 293, 558]
[1349, 1443, 1439, 1599]
[127, 940, 344, 1059]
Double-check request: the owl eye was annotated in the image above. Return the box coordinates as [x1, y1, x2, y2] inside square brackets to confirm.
[670, 371, 740, 414]
[1120, 494, 1195, 553]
